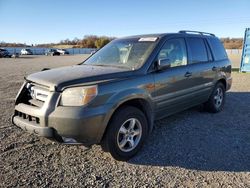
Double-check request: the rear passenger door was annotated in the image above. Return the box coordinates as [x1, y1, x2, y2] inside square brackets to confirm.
[185, 37, 216, 103]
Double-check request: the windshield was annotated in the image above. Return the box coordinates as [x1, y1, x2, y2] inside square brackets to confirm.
[83, 38, 157, 70]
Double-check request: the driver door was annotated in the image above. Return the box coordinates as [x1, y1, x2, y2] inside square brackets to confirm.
[152, 38, 193, 119]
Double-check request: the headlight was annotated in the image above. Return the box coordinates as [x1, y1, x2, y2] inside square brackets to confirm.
[60, 85, 98, 106]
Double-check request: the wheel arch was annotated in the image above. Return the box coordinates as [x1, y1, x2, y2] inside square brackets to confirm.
[217, 78, 227, 90]
[100, 97, 155, 143]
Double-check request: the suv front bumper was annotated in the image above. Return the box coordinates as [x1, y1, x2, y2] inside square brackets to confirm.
[12, 115, 53, 137]
[13, 104, 112, 145]
[13, 83, 112, 145]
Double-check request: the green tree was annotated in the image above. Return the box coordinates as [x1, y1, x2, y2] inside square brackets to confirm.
[95, 37, 110, 48]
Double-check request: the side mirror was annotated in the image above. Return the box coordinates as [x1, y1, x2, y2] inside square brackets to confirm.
[157, 58, 171, 71]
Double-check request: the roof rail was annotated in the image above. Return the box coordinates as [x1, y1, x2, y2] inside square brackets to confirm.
[179, 30, 215, 37]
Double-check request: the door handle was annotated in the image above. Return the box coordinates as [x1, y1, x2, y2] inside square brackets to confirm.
[184, 72, 192, 77]
[212, 66, 219, 71]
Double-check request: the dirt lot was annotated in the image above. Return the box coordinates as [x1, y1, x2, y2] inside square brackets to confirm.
[0, 55, 250, 187]
[227, 53, 241, 69]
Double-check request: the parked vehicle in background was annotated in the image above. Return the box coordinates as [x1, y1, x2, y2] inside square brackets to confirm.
[20, 48, 33, 55]
[57, 49, 69, 55]
[45, 49, 60, 56]
[11, 53, 20, 58]
[90, 50, 97, 55]
[13, 31, 232, 161]
[0, 48, 11, 58]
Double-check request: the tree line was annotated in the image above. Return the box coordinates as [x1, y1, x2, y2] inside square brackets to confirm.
[52, 36, 244, 49]
[0, 37, 244, 49]
[220, 38, 243, 49]
[0, 35, 115, 48]
[38, 35, 115, 48]
[0, 42, 27, 47]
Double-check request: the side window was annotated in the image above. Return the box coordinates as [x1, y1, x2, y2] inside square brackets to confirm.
[205, 40, 213, 62]
[207, 38, 228, 61]
[186, 38, 208, 64]
[158, 38, 187, 67]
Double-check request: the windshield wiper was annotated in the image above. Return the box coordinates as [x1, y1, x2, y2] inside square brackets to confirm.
[92, 64, 110, 67]
[92, 64, 132, 70]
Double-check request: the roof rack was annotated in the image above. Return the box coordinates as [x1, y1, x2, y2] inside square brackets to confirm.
[179, 30, 215, 37]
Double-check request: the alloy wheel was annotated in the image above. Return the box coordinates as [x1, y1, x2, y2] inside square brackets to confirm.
[116, 118, 142, 152]
[214, 87, 223, 108]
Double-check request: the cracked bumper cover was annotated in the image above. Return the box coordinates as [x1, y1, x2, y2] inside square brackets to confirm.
[12, 104, 113, 145]
[12, 115, 53, 137]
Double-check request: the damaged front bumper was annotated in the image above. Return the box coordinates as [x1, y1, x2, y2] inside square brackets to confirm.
[12, 82, 110, 145]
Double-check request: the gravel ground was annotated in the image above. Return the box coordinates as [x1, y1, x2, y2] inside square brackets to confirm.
[0, 55, 250, 187]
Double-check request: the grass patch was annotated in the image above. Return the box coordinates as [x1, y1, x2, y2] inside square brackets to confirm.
[51, 45, 75, 49]
[232, 68, 250, 73]
[232, 68, 240, 72]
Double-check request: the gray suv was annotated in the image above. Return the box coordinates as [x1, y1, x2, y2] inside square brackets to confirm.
[13, 31, 232, 161]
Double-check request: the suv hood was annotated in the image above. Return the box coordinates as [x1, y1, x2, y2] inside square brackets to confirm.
[26, 65, 132, 91]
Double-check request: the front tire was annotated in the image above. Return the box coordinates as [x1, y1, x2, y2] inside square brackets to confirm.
[204, 82, 225, 113]
[101, 106, 148, 161]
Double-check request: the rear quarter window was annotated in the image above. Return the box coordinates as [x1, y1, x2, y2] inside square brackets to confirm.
[207, 38, 228, 61]
[186, 37, 208, 64]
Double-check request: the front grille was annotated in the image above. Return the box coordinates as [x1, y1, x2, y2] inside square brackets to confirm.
[29, 85, 49, 102]
[15, 110, 40, 124]
[19, 83, 50, 108]
[28, 99, 44, 108]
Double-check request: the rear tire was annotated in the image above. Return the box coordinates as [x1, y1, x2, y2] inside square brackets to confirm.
[101, 106, 148, 161]
[204, 82, 225, 113]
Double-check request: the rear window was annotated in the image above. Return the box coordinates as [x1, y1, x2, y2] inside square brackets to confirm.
[207, 38, 228, 61]
[186, 38, 208, 64]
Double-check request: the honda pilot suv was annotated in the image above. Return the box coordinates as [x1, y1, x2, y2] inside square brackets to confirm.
[13, 31, 232, 161]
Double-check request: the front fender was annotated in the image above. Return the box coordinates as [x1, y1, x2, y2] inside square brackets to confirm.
[106, 88, 154, 108]
[96, 88, 155, 142]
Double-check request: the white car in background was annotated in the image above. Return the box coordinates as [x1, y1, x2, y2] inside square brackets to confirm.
[90, 50, 97, 55]
[20, 48, 33, 55]
[56, 49, 69, 55]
